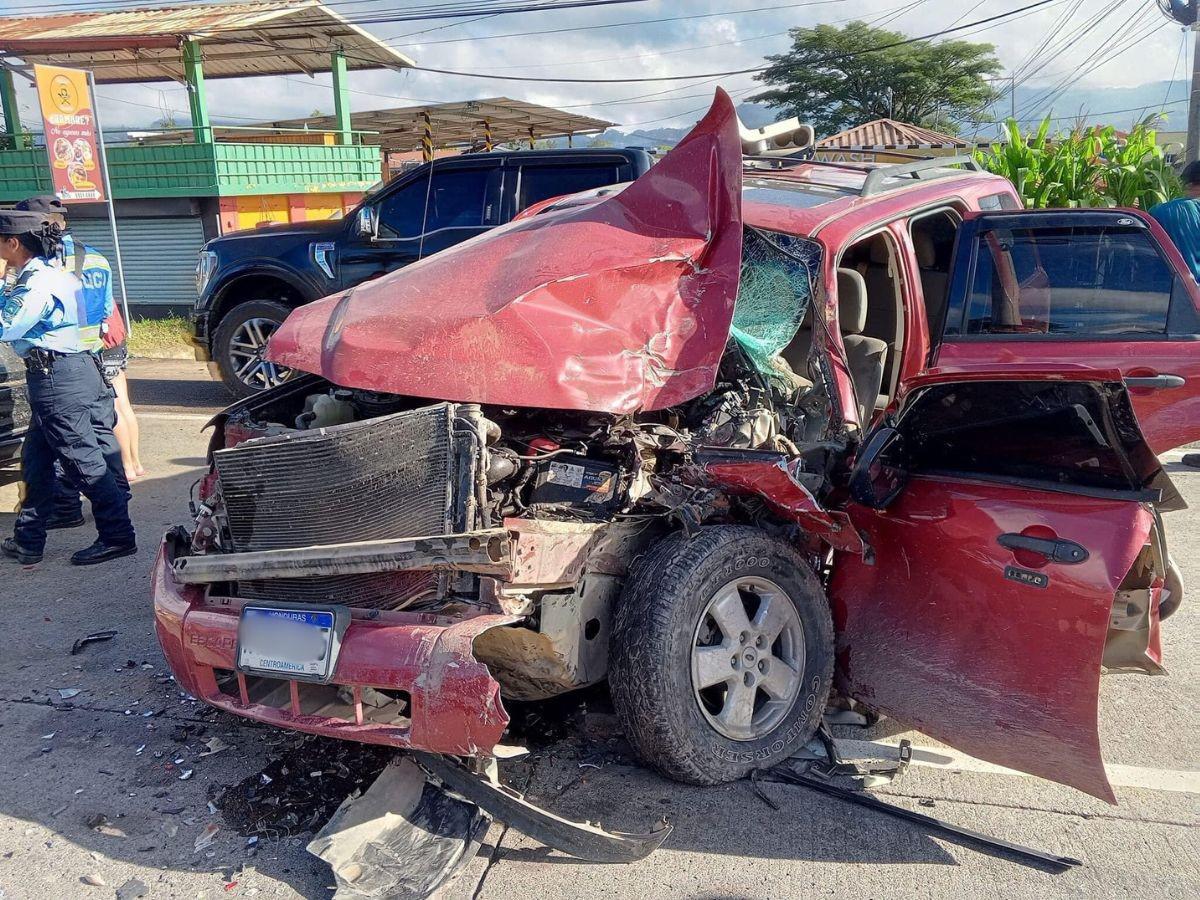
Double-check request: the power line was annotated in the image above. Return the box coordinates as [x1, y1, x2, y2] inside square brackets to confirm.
[966, 96, 1186, 127]
[255, 0, 1062, 85]
[0, 0, 654, 21]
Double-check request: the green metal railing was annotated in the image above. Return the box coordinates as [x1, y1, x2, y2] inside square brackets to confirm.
[0, 128, 381, 201]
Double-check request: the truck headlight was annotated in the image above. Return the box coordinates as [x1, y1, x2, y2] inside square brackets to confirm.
[195, 250, 218, 297]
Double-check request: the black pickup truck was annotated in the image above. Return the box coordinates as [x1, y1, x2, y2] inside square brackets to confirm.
[193, 147, 654, 396]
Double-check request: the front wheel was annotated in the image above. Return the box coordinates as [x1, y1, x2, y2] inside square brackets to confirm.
[212, 299, 294, 398]
[609, 526, 833, 785]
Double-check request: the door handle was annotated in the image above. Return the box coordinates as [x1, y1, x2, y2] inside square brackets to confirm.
[1124, 374, 1185, 390]
[998, 533, 1089, 565]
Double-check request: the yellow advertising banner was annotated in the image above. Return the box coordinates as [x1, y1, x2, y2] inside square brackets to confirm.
[34, 64, 104, 202]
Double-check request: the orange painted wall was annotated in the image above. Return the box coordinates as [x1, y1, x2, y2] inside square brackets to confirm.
[218, 192, 363, 234]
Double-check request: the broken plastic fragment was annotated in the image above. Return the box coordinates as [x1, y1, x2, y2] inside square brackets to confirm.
[200, 737, 231, 757]
[115, 877, 148, 900]
[193, 823, 219, 853]
[56, 688, 81, 700]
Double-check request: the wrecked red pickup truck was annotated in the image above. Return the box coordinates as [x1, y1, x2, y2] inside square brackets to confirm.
[154, 90, 1195, 807]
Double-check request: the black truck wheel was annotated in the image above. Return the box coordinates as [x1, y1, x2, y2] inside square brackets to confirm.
[212, 299, 294, 398]
[609, 526, 833, 785]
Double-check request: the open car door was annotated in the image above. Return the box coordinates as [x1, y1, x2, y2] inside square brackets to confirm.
[829, 370, 1175, 803]
[931, 209, 1200, 453]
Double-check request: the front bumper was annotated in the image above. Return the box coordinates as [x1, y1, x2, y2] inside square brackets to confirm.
[152, 535, 515, 756]
[190, 311, 212, 362]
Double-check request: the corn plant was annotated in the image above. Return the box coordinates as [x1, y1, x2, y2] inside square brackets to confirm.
[974, 116, 1182, 209]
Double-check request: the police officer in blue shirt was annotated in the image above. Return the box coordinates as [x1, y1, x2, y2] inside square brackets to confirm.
[0, 209, 135, 566]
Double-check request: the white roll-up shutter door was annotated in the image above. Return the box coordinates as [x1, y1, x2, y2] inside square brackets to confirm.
[70, 216, 205, 308]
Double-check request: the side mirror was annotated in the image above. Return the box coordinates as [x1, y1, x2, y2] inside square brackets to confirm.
[356, 206, 377, 238]
[848, 426, 909, 510]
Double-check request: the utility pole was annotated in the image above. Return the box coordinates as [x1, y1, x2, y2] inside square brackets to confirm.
[1189, 24, 1200, 162]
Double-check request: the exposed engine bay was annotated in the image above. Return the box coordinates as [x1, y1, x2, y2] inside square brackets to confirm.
[180, 317, 844, 701]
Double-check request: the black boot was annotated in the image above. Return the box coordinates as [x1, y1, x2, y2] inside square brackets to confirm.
[2, 538, 43, 565]
[70, 539, 137, 566]
[46, 514, 86, 530]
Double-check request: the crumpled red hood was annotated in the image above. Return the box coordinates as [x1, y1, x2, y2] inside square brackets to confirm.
[267, 90, 743, 413]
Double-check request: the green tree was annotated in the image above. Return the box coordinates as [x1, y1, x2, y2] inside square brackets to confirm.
[751, 21, 1001, 136]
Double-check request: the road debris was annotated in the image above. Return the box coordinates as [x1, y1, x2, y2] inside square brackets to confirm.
[179, 769, 194, 781]
[71, 630, 118, 655]
[216, 738, 392, 843]
[80, 873, 105, 887]
[200, 737, 231, 757]
[115, 878, 148, 900]
[758, 765, 1083, 873]
[55, 688, 81, 700]
[193, 823, 220, 853]
[307, 757, 487, 900]
[86, 814, 127, 839]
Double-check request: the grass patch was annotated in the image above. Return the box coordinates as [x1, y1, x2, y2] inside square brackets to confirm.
[126, 314, 193, 357]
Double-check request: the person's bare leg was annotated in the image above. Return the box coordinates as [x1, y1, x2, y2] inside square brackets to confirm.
[111, 371, 145, 478]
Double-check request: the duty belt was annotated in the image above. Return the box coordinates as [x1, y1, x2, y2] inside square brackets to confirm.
[24, 347, 82, 371]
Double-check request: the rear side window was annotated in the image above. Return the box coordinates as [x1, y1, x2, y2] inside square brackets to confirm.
[978, 192, 1021, 211]
[518, 165, 620, 210]
[962, 224, 1176, 336]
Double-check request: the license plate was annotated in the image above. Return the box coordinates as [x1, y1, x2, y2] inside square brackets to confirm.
[236, 605, 342, 682]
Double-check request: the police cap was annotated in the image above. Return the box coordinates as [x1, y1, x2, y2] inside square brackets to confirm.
[0, 209, 48, 237]
[14, 196, 65, 216]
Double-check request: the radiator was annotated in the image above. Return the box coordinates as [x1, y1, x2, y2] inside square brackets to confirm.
[212, 403, 465, 608]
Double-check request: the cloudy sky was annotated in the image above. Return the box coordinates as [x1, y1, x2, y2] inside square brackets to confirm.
[2, 0, 1191, 134]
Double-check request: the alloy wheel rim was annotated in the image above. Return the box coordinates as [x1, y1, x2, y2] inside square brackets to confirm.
[690, 575, 805, 742]
[229, 317, 291, 390]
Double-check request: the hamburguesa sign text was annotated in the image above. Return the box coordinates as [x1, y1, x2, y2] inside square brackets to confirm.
[34, 63, 104, 202]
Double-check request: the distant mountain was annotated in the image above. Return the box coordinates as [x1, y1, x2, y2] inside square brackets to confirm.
[573, 102, 781, 150]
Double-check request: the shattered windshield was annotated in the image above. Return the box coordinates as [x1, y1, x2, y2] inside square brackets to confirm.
[733, 227, 822, 377]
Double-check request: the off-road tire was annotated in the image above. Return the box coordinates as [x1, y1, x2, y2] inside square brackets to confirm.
[213, 299, 293, 398]
[609, 525, 834, 785]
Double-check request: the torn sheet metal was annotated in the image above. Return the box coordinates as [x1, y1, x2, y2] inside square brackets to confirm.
[171, 530, 512, 584]
[415, 752, 671, 863]
[267, 90, 743, 414]
[308, 757, 488, 899]
[703, 457, 864, 554]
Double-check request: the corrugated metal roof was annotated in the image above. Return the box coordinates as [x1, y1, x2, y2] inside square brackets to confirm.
[817, 119, 968, 149]
[0, 1, 413, 84]
[259, 98, 614, 151]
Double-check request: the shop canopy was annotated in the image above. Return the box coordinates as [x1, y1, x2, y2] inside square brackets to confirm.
[260, 98, 615, 151]
[0, 0, 414, 84]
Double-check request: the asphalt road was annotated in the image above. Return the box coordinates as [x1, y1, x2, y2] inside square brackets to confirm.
[0, 359, 1195, 899]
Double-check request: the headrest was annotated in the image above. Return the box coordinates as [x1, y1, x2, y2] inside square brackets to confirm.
[836, 268, 867, 334]
[913, 231, 937, 268]
[868, 238, 890, 265]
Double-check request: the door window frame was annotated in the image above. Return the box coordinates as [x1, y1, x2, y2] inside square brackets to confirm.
[942, 210, 1200, 343]
[369, 158, 504, 244]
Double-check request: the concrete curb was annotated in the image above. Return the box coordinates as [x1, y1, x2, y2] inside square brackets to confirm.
[128, 346, 199, 361]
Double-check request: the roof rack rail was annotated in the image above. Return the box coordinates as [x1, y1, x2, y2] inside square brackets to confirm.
[859, 154, 982, 196]
[743, 153, 871, 175]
